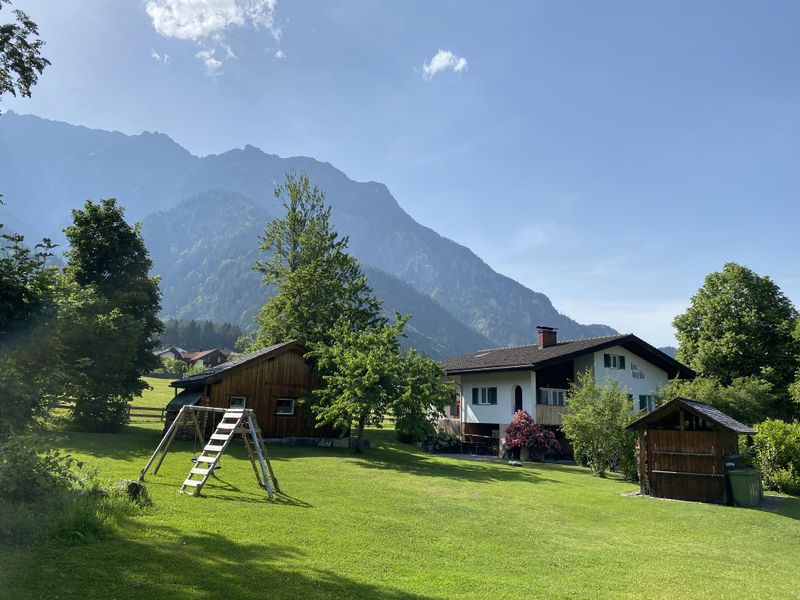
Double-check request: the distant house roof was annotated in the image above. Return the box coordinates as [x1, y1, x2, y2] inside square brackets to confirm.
[172, 340, 303, 388]
[439, 333, 693, 379]
[181, 348, 226, 361]
[626, 397, 756, 435]
[155, 346, 185, 356]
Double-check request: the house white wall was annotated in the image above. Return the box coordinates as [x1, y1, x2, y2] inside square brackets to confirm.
[460, 370, 536, 424]
[591, 345, 669, 399]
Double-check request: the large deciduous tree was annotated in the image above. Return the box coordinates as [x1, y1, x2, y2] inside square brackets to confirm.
[0, 0, 50, 105]
[673, 262, 799, 419]
[63, 199, 162, 432]
[247, 170, 383, 350]
[307, 316, 454, 451]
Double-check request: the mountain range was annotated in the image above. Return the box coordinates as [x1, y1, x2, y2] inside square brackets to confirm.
[0, 112, 616, 358]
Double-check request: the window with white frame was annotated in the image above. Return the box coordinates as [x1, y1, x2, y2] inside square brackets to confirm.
[275, 398, 296, 416]
[603, 353, 626, 370]
[638, 395, 655, 412]
[471, 387, 497, 405]
[538, 388, 567, 406]
[229, 395, 246, 409]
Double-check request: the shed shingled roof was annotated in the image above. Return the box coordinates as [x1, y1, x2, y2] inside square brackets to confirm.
[171, 340, 303, 388]
[626, 397, 756, 435]
[439, 333, 693, 378]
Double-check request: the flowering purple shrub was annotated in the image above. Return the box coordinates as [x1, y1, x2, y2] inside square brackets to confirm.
[505, 410, 561, 452]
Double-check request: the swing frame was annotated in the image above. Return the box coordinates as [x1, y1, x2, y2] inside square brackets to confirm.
[139, 404, 280, 498]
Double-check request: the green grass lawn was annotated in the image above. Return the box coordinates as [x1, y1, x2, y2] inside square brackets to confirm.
[135, 376, 177, 409]
[5, 391, 800, 600]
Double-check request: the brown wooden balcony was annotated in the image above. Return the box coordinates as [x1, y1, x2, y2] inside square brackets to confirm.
[536, 404, 569, 426]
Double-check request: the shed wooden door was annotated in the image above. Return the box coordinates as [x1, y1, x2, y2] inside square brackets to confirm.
[646, 430, 735, 504]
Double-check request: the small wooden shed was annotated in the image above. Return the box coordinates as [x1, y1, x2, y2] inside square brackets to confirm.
[168, 340, 336, 439]
[626, 397, 755, 504]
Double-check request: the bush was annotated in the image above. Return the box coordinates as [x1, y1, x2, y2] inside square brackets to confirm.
[504, 410, 561, 454]
[422, 430, 459, 452]
[71, 396, 129, 433]
[0, 437, 143, 544]
[0, 437, 76, 503]
[562, 370, 638, 480]
[751, 419, 800, 496]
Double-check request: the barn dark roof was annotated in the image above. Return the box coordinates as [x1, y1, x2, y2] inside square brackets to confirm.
[626, 397, 756, 435]
[171, 340, 303, 388]
[440, 334, 693, 378]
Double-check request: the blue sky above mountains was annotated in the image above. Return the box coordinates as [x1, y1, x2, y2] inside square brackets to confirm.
[5, 1, 800, 346]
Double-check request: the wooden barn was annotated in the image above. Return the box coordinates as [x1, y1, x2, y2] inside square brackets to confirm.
[626, 397, 756, 504]
[167, 340, 335, 439]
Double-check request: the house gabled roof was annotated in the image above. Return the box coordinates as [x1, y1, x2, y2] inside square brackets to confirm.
[171, 340, 304, 388]
[626, 397, 756, 435]
[439, 333, 693, 379]
[155, 346, 185, 356]
[181, 348, 226, 361]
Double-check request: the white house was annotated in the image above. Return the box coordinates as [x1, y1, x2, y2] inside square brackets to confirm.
[439, 326, 694, 455]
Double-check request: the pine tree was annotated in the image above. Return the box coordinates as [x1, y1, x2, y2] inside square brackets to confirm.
[247, 170, 383, 349]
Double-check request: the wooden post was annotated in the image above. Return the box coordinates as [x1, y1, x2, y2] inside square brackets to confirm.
[140, 405, 187, 480]
[246, 412, 274, 499]
[637, 431, 649, 495]
[679, 409, 686, 432]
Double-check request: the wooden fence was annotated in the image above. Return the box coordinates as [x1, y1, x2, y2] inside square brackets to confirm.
[55, 403, 166, 422]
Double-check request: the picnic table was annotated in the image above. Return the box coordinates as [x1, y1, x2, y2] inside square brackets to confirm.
[461, 434, 497, 456]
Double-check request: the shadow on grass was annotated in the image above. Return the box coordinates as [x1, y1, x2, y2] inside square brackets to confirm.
[3, 520, 432, 600]
[54, 423, 589, 489]
[750, 494, 800, 521]
[345, 443, 567, 485]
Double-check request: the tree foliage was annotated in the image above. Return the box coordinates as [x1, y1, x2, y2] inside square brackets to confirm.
[159, 318, 242, 351]
[0, 210, 65, 437]
[750, 419, 800, 496]
[63, 199, 162, 432]
[656, 375, 776, 426]
[674, 263, 799, 418]
[0, 0, 49, 104]
[307, 316, 454, 450]
[247, 170, 383, 349]
[562, 370, 638, 479]
[391, 347, 455, 443]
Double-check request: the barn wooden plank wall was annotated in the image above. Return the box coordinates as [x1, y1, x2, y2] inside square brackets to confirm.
[205, 350, 334, 438]
[646, 430, 738, 504]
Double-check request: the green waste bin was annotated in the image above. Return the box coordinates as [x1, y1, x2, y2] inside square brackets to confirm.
[727, 469, 763, 507]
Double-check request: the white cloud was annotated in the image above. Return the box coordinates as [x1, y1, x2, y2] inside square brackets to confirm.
[145, 0, 279, 75]
[195, 49, 223, 76]
[274, 49, 286, 59]
[422, 49, 468, 80]
[146, 0, 279, 41]
[150, 49, 170, 64]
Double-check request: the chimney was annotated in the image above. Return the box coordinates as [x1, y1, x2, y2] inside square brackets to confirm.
[537, 326, 558, 349]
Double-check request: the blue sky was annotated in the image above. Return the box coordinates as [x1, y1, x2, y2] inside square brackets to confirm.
[6, 1, 800, 346]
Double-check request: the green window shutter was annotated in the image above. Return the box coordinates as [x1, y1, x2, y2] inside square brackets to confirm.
[619, 356, 626, 370]
[472, 388, 479, 405]
[536, 389, 542, 405]
[489, 387, 497, 405]
[603, 354, 611, 368]
[639, 395, 647, 410]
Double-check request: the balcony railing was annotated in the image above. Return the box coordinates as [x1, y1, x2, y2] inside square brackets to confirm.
[536, 404, 569, 426]
[536, 388, 570, 425]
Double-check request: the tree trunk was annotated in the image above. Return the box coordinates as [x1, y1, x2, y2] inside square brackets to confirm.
[354, 413, 367, 453]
